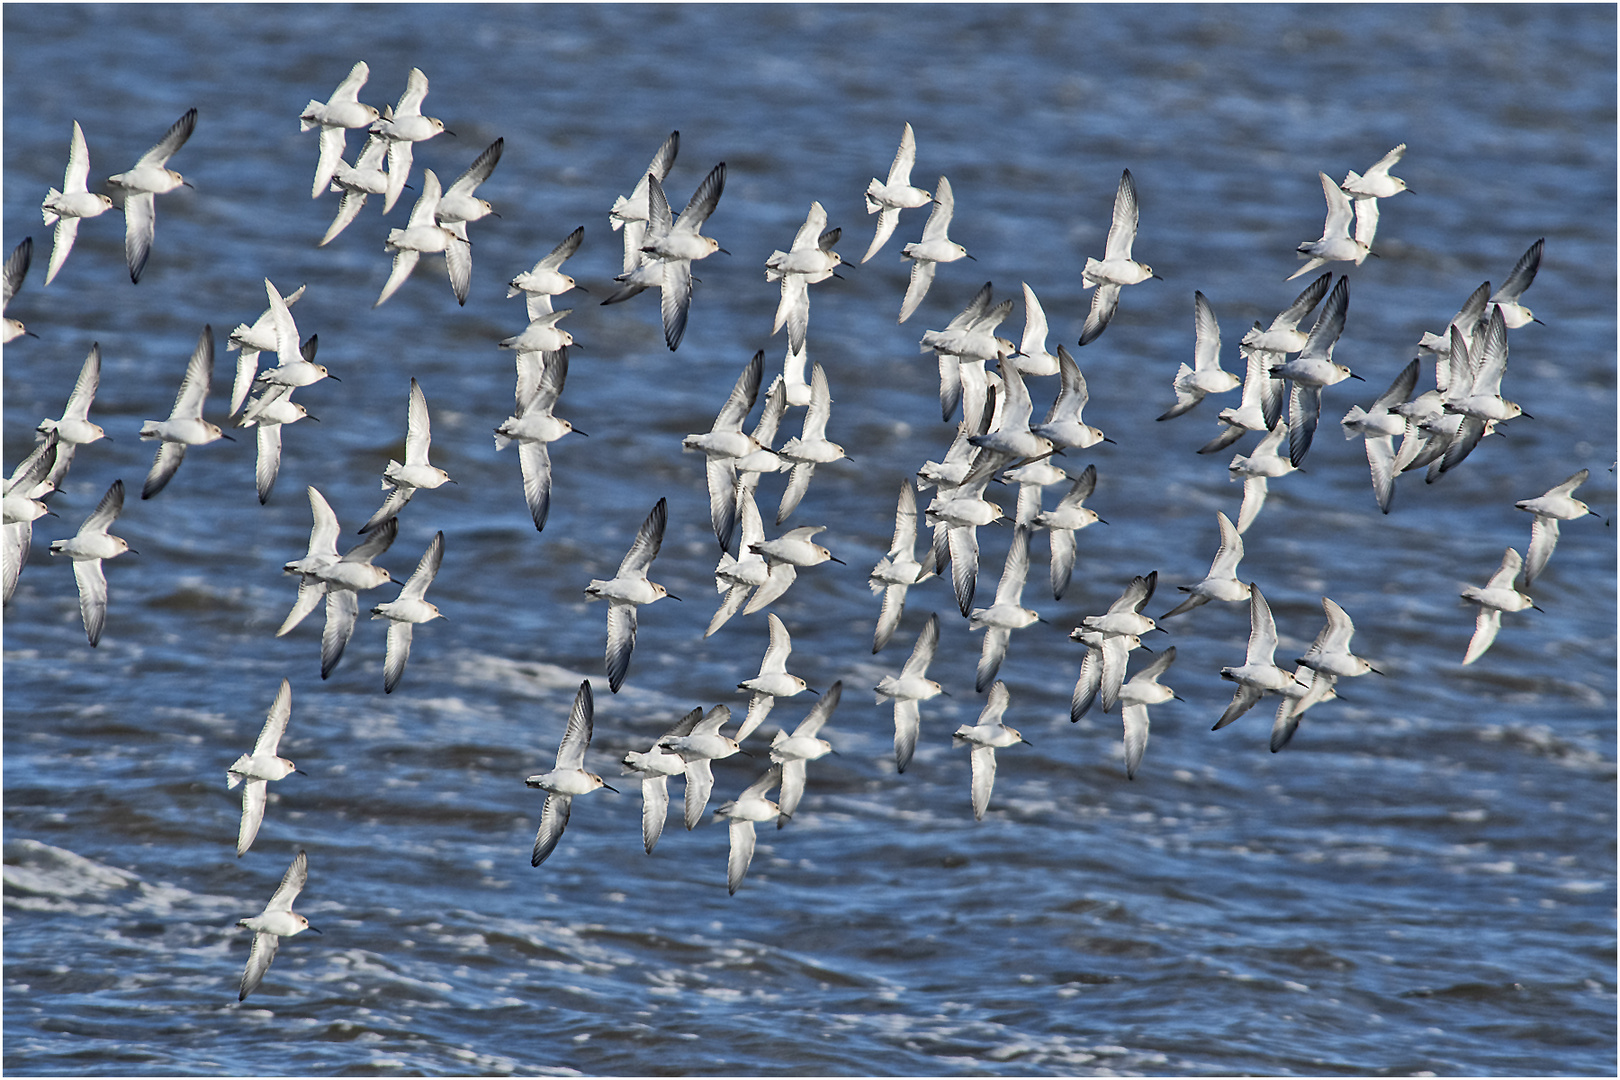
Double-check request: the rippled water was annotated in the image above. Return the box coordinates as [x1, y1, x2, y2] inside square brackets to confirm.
[4, 4, 1615, 1076]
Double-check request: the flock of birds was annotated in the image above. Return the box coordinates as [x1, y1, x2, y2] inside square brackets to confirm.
[2, 61, 1599, 1003]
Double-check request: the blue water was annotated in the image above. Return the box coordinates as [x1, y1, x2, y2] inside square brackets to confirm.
[4, 4, 1615, 1075]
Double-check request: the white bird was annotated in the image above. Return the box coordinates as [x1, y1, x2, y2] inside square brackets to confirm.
[3, 434, 58, 604]
[236, 850, 319, 1001]
[40, 121, 115, 285]
[1298, 597, 1380, 678]
[862, 122, 932, 264]
[876, 612, 944, 774]
[969, 525, 1039, 692]
[1288, 173, 1369, 281]
[744, 524, 843, 615]
[319, 132, 390, 247]
[35, 343, 108, 490]
[1341, 143, 1410, 199]
[1031, 463, 1103, 601]
[435, 138, 503, 240]
[300, 61, 380, 199]
[923, 464, 1003, 617]
[1488, 238, 1544, 328]
[622, 706, 703, 855]
[1079, 168, 1159, 346]
[238, 382, 313, 506]
[369, 530, 444, 693]
[1031, 345, 1107, 450]
[1159, 291, 1240, 420]
[375, 169, 470, 308]
[609, 130, 679, 274]
[707, 484, 770, 637]
[226, 679, 299, 857]
[771, 680, 840, 828]
[252, 285, 334, 398]
[682, 350, 764, 552]
[362, 378, 453, 532]
[1415, 279, 1492, 363]
[952, 680, 1028, 820]
[776, 363, 847, 525]
[733, 376, 791, 503]
[1438, 307, 1523, 475]
[495, 349, 579, 532]
[714, 764, 783, 895]
[276, 486, 342, 636]
[584, 497, 675, 693]
[1269, 664, 1340, 753]
[107, 107, 195, 283]
[1462, 547, 1538, 666]
[736, 613, 811, 742]
[1114, 647, 1179, 780]
[1516, 468, 1597, 587]
[1270, 275, 1357, 467]
[766, 201, 842, 355]
[1160, 511, 1250, 619]
[923, 281, 1015, 428]
[1116, 647, 1177, 779]
[1201, 342, 1292, 455]
[1241, 270, 1333, 355]
[1068, 628, 1144, 723]
[499, 308, 575, 354]
[1009, 282, 1060, 377]
[3, 236, 31, 342]
[48, 478, 131, 647]
[526, 680, 617, 867]
[967, 361, 1053, 468]
[1214, 585, 1300, 731]
[1074, 571, 1159, 714]
[277, 489, 396, 679]
[899, 175, 971, 323]
[1341, 358, 1419, 514]
[508, 226, 584, 319]
[869, 478, 933, 653]
[615, 162, 727, 351]
[1228, 419, 1297, 534]
[227, 281, 308, 416]
[371, 67, 446, 214]
[659, 704, 745, 830]
[140, 325, 229, 500]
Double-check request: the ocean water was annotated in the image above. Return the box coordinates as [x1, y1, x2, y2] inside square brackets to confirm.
[3, 4, 1615, 1075]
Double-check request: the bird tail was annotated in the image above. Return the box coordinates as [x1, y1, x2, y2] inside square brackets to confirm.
[299, 101, 324, 131]
[864, 179, 884, 215]
[41, 192, 61, 226]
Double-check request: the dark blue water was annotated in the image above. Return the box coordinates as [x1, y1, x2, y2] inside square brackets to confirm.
[4, 4, 1615, 1075]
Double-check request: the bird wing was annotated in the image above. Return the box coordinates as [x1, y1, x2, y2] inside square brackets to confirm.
[518, 440, 553, 532]
[445, 138, 503, 201]
[254, 679, 293, 756]
[1103, 169, 1140, 262]
[554, 680, 594, 769]
[239, 931, 280, 1000]
[122, 191, 156, 283]
[72, 556, 109, 647]
[675, 162, 727, 234]
[605, 601, 638, 693]
[726, 819, 757, 894]
[141, 441, 186, 500]
[136, 107, 197, 169]
[1078, 283, 1120, 347]
[236, 780, 268, 857]
[531, 793, 572, 867]
[683, 758, 714, 830]
[381, 619, 413, 694]
[320, 588, 359, 679]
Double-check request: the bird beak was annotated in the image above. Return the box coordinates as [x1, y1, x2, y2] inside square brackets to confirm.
[601, 783, 619, 794]
[805, 686, 820, 696]
[219, 433, 237, 442]
[965, 252, 978, 262]
[828, 555, 846, 565]
[307, 925, 323, 934]
[306, 414, 321, 422]
[1348, 372, 1366, 381]
[666, 592, 682, 601]
[327, 374, 342, 382]
[735, 747, 754, 758]
[717, 247, 732, 256]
